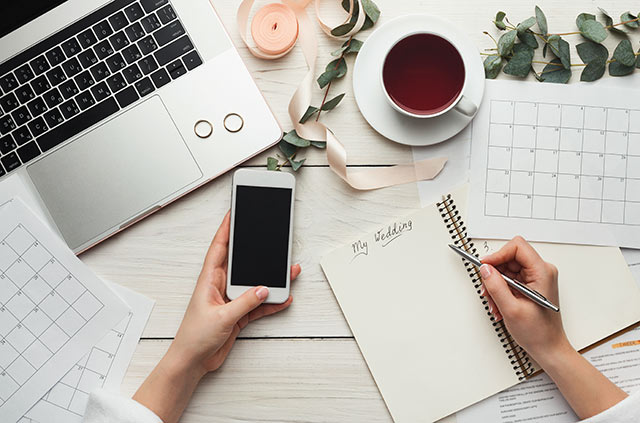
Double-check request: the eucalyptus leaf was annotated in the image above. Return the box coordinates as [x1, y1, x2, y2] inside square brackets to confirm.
[321, 93, 345, 111]
[542, 42, 548, 57]
[575, 41, 608, 81]
[613, 39, 636, 66]
[326, 58, 348, 78]
[541, 58, 571, 83]
[311, 141, 327, 148]
[576, 41, 608, 64]
[331, 45, 349, 57]
[637, 48, 640, 68]
[503, 44, 534, 77]
[267, 157, 279, 171]
[283, 130, 311, 147]
[609, 60, 635, 76]
[518, 30, 538, 48]
[621, 11, 640, 28]
[361, 16, 374, 31]
[548, 35, 571, 69]
[495, 11, 507, 30]
[331, 23, 355, 36]
[361, 0, 380, 24]
[345, 0, 360, 24]
[576, 13, 596, 28]
[535, 6, 548, 35]
[341, 0, 351, 12]
[483, 55, 503, 79]
[598, 8, 627, 35]
[580, 59, 606, 81]
[299, 106, 319, 123]
[290, 157, 306, 171]
[317, 69, 338, 88]
[342, 38, 363, 55]
[517, 17, 536, 34]
[331, 39, 363, 57]
[578, 18, 608, 43]
[498, 30, 517, 57]
[279, 138, 298, 158]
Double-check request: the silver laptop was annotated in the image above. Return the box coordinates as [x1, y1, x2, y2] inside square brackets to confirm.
[0, 0, 282, 252]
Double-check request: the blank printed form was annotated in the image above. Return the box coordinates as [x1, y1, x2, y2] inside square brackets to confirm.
[468, 81, 640, 248]
[0, 199, 128, 423]
[457, 326, 640, 423]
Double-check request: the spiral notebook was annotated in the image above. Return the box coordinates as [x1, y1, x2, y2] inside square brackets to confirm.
[321, 185, 640, 423]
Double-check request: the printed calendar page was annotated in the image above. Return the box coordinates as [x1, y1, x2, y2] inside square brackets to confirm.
[24, 283, 154, 423]
[469, 81, 640, 248]
[0, 199, 128, 423]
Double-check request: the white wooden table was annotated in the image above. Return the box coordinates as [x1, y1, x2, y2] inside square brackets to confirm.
[80, 1, 628, 420]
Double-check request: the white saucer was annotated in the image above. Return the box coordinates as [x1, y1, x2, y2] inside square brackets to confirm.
[353, 14, 485, 146]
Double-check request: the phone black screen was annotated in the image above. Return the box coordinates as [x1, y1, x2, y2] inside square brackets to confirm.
[230, 185, 292, 288]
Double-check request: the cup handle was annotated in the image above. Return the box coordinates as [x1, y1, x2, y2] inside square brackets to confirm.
[453, 95, 477, 117]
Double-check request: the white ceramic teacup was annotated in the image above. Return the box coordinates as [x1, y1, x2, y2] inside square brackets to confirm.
[380, 31, 478, 119]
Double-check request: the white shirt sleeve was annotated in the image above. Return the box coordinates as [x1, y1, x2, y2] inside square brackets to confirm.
[81, 389, 163, 423]
[581, 391, 640, 423]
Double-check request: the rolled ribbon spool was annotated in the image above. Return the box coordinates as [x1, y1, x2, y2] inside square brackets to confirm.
[251, 3, 299, 55]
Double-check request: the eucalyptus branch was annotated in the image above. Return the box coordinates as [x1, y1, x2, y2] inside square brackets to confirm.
[316, 36, 353, 122]
[485, 6, 640, 83]
[267, 0, 381, 171]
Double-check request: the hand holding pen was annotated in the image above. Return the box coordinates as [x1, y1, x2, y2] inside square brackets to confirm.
[471, 236, 569, 361]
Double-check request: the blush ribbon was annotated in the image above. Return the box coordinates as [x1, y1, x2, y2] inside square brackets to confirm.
[236, 0, 448, 189]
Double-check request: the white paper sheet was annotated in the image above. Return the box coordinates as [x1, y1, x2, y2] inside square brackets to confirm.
[0, 199, 129, 423]
[467, 80, 640, 248]
[412, 124, 472, 207]
[23, 283, 154, 423]
[622, 248, 640, 289]
[457, 326, 640, 423]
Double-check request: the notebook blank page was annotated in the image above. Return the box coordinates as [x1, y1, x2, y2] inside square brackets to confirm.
[321, 188, 518, 423]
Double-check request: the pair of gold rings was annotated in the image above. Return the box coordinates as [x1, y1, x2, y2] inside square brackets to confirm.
[194, 113, 244, 138]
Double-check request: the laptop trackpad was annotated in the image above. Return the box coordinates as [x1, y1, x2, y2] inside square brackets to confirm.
[27, 96, 202, 250]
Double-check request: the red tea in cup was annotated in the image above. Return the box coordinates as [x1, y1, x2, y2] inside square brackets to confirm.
[382, 33, 466, 116]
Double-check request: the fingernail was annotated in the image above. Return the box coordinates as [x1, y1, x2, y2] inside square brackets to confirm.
[480, 264, 491, 279]
[489, 304, 493, 313]
[480, 284, 486, 296]
[255, 286, 269, 301]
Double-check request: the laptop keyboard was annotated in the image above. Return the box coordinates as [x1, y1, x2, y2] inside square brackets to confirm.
[0, 0, 203, 177]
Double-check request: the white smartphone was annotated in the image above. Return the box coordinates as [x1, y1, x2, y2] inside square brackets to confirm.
[226, 169, 295, 304]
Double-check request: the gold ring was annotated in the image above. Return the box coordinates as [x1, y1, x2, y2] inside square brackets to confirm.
[194, 120, 213, 138]
[223, 113, 244, 133]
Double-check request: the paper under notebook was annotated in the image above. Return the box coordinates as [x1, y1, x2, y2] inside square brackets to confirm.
[320, 185, 640, 423]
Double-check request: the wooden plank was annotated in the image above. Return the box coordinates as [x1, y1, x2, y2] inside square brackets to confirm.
[81, 167, 420, 338]
[121, 338, 393, 422]
[122, 339, 458, 422]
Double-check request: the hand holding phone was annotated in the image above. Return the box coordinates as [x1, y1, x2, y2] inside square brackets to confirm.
[226, 169, 295, 304]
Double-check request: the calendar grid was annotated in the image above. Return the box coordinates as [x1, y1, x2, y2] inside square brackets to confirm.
[623, 111, 631, 224]
[35, 311, 133, 418]
[552, 105, 562, 219]
[484, 99, 640, 226]
[600, 107, 609, 220]
[0, 224, 105, 406]
[576, 105, 585, 220]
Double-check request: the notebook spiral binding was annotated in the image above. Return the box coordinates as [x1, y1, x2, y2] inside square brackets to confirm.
[437, 194, 535, 380]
